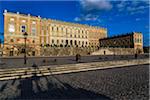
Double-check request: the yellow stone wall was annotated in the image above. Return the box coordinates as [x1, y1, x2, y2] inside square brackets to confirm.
[3, 10, 107, 56]
[133, 32, 143, 50]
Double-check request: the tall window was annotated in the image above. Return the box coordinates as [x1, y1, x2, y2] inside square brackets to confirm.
[52, 39, 54, 44]
[51, 27, 54, 31]
[8, 24, 15, 33]
[57, 40, 59, 44]
[31, 26, 36, 36]
[61, 40, 63, 43]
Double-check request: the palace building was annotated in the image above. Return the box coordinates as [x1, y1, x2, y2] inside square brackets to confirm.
[99, 32, 143, 53]
[3, 10, 107, 56]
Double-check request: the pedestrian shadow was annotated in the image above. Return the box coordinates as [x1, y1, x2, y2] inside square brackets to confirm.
[0, 82, 8, 92]
[14, 63, 112, 100]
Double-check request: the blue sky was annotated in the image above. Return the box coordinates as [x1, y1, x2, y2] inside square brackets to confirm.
[0, 0, 149, 46]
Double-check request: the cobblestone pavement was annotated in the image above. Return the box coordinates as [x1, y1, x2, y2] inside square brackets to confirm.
[0, 54, 149, 69]
[0, 64, 149, 100]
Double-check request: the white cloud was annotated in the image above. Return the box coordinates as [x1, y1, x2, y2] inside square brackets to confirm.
[74, 17, 81, 22]
[76, 0, 112, 22]
[135, 18, 141, 21]
[127, 6, 149, 12]
[116, 1, 149, 15]
[74, 14, 99, 22]
[117, 1, 127, 9]
[80, 0, 113, 11]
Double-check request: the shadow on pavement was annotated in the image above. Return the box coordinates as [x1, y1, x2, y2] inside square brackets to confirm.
[13, 64, 111, 100]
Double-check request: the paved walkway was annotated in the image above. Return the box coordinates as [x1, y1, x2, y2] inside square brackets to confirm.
[0, 64, 149, 100]
[0, 54, 149, 69]
[0, 58, 149, 81]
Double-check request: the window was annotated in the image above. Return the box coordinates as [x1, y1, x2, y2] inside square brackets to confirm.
[82, 41, 84, 45]
[31, 26, 36, 36]
[79, 41, 80, 45]
[57, 40, 59, 44]
[86, 42, 87, 45]
[21, 25, 26, 33]
[51, 27, 54, 31]
[75, 40, 77, 45]
[10, 39, 14, 42]
[32, 21, 36, 24]
[32, 40, 35, 43]
[22, 20, 26, 23]
[52, 39, 54, 44]
[8, 24, 15, 33]
[66, 40, 68, 45]
[140, 39, 142, 43]
[10, 18, 14, 21]
[70, 40, 73, 46]
[61, 40, 63, 43]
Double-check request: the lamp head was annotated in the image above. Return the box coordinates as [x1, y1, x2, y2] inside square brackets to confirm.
[23, 32, 28, 37]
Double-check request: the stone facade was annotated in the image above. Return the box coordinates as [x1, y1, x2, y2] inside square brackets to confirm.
[3, 10, 107, 56]
[99, 32, 143, 54]
[91, 48, 136, 55]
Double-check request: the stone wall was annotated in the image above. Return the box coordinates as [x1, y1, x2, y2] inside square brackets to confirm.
[40, 47, 99, 56]
[91, 48, 140, 55]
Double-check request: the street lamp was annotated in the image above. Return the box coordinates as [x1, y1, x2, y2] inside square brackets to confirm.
[23, 32, 28, 65]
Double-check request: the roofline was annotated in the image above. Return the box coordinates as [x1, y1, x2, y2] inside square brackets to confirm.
[99, 32, 142, 40]
[4, 10, 107, 30]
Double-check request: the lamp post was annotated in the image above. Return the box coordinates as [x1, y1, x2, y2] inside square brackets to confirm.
[23, 32, 28, 65]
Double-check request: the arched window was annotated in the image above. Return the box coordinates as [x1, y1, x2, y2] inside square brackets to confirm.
[66, 40, 68, 46]
[75, 40, 77, 45]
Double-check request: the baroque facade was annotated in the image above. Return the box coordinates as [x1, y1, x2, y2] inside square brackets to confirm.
[3, 10, 107, 56]
[99, 32, 143, 53]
